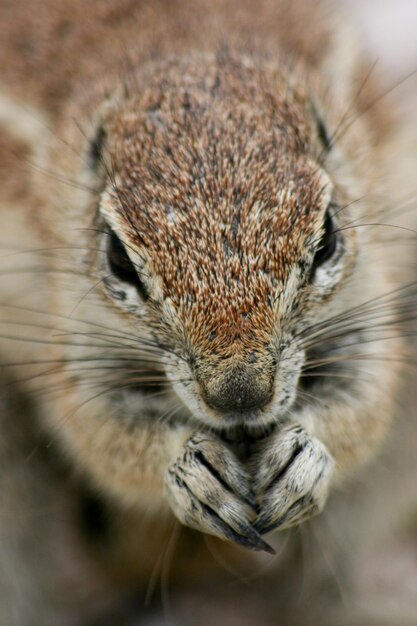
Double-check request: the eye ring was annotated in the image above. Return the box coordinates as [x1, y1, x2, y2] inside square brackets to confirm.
[310, 210, 337, 277]
[106, 230, 149, 301]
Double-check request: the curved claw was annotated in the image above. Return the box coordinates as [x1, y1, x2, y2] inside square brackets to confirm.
[165, 432, 275, 554]
[252, 425, 334, 536]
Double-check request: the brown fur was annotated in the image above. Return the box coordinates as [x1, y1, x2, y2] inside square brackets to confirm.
[0, 1, 416, 624]
[0, 0, 335, 109]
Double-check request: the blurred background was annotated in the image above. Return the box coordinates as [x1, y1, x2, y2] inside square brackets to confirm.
[343, 0, 417, 121]
[346, 0, 417, 78]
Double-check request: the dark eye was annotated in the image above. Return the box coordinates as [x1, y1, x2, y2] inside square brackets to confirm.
[107, 231, 149, 300]
[311, 211, 337, 272]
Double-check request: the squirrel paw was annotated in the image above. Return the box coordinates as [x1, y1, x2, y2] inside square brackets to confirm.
[252, 424, 334, 535]
[165, 432, 275, 553]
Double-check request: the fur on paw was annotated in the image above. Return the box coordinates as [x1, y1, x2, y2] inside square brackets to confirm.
[165, 432, 275, 553]
[252, 424, 334, 535]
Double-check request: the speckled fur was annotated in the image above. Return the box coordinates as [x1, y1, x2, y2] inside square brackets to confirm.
[0, 1, 416, 624]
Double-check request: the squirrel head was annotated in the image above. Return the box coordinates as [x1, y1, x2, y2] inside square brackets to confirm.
[59, 54, 363, 432]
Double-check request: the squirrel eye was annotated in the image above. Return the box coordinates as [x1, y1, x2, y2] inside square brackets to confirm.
[107, 231, 149, 300]
[311, 211, 337, 273]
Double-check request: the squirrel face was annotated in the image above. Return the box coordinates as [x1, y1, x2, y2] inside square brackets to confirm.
[90, 57, 355, 431]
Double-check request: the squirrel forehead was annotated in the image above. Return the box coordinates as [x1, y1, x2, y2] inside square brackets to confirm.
[103, 60, 329, 316]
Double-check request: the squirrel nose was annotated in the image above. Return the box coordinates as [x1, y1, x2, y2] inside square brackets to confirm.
[202, 365, 274, 414]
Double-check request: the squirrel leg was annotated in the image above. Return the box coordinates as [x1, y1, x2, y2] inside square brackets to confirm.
[165, 431, 275, 553]
[251, 424, 334, 535]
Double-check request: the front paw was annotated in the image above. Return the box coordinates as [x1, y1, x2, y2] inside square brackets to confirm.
[165, 432, 274, 553]
[252, 425, 334, 535]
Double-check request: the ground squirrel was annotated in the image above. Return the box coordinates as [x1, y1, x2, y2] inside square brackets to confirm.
[0, 1, 416, 624]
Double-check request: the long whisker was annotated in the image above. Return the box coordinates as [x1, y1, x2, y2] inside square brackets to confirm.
[331, 65, 417, 148]
[297, 281, 417, 343]
[0, 141, 97, 193]
[321, 58, 379, 158]
[0, 303, 157, 342]
[334, 222, 417, 237]
[303, 353, 417, 372]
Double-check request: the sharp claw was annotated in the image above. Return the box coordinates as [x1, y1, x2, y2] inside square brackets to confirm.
[168, 433, 277, 554]
[198, 499, 276, 554]
[220, 521, 276, 555]
[237, 522, 276, 555]
[232, 533, 276, 555]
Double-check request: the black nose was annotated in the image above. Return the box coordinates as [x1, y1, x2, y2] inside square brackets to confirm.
[203, 365, 273, 414]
